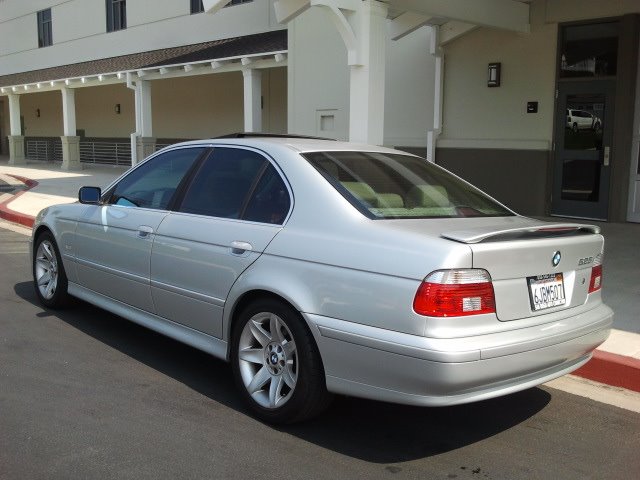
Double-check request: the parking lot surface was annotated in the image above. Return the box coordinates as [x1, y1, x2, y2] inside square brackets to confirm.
[1, 226, 639, 480]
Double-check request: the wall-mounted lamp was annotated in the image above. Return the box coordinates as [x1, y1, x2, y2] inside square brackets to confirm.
[488, 62, 501, 87]
[115, 103, 121, 114]
[36, 108, 41, 118]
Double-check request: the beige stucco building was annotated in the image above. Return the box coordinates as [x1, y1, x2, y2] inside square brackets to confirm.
[1, 0, 639, 222]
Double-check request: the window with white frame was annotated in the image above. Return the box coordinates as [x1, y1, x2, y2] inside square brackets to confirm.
[106, 0, 126, 32]
[37, 9, 52, 47]
[192, 0, 252, 12]
[190, 0, 204, 14]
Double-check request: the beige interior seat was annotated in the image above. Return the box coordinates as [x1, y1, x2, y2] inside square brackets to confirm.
[377, 193, 404, 208]
[342, 181, 380, 207]
[407, 185, 450, 208]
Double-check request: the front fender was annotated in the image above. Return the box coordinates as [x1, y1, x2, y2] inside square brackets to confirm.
[32, 202, 87, 284]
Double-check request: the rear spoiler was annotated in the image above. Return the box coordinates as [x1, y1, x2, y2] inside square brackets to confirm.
[441, 223, 601, 244]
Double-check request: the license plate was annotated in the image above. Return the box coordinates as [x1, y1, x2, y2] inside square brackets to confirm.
[527, 273, 566, 311]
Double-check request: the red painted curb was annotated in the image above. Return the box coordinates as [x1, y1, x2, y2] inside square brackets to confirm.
[0, 175, 37, 228]
[0, 203, 35, 228]
[6, 174, 39, 189]
[573, 350, 640, 393]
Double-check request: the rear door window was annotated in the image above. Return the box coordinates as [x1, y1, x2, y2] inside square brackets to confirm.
[178, 147, 291, 224]
[243, 163, 291, 224]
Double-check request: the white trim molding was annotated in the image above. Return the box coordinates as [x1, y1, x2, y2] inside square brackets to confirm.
[437, 139, 552, 150]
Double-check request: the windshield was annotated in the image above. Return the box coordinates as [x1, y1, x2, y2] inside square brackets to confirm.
[303, 151, 514, 219]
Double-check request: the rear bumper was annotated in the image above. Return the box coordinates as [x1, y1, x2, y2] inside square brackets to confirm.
[307, 303, 613, 406]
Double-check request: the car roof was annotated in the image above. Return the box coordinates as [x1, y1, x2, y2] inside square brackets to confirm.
[166, 135, 412, 156]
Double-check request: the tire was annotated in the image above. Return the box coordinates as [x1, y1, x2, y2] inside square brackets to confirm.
[33, 231, 70, 309]
[230, 298, 332, 424]
[572, 122, 578, 133]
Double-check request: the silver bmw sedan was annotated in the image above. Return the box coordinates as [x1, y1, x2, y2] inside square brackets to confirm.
[31, 135, 613, 424]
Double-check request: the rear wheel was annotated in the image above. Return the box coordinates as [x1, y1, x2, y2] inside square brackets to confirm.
[231, 298, 332, 424]
[33, 232, 69, 309]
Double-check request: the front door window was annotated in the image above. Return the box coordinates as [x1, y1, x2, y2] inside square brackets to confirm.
[106, 147, 205, 209]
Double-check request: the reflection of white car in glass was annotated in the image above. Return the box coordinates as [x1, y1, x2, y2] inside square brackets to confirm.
[566, 109, 602, 132]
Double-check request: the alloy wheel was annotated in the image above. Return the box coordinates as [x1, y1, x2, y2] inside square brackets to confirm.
[35, 240, 59, 301]
[237, 311, 298, 409]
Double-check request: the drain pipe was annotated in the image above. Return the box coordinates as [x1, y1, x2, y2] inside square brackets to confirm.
[126, 72, 140, 166]
[427, 25, 443, 163]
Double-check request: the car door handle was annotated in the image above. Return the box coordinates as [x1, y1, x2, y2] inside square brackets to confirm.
[137, 225, 154, 238]
[603, 146, 610, 166]
[230, 241, 253, 255]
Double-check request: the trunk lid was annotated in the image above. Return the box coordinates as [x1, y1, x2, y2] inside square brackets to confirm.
[441, 219, 603, 321]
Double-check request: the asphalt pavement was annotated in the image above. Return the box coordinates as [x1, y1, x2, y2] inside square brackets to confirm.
[0, 227, 639, 479]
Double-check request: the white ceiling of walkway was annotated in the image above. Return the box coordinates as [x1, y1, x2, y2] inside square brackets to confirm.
[387, 0, 530, 32]
[270, 0, 531, 37]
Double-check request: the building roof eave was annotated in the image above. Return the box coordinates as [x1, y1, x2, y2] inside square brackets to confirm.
[0, 29, 287, 92]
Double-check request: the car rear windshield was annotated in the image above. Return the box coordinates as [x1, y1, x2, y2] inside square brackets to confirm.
[303, 151, 514, 219]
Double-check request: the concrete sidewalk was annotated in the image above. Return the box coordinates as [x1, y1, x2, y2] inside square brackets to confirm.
[0, 160, 126, 226]
[1, 159, 638, 393]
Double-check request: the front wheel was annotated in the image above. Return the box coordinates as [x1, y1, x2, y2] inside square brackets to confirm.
[33, 232, 70, 309]
[231, 299, 332, 424]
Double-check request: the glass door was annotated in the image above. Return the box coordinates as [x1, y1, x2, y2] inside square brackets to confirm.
[551, 81, 615, 220]
[628, 139, 640, 222]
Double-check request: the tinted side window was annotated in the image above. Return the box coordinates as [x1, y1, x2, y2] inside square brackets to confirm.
[108, 148, 205, 209]
[243, 164, 291, 224]
[179, 148, 266, 219]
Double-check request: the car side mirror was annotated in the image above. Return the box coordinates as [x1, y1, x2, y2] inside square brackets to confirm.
[79, 186, 102, 204]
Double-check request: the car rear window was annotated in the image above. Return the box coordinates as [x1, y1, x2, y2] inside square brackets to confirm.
[303, 151, 514, 219]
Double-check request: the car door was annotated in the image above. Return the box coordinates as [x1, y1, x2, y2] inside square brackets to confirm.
[74, 146, 207, 312]
[150, 146, 292, 338]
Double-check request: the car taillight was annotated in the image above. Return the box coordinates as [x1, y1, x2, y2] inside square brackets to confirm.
[413, 269, 496, 317]
[589, 254, 603, 293]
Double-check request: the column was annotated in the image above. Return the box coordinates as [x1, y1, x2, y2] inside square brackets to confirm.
[243, 68, 262, 132]
[136, 80, 155, 162]
[61, 87, 82, 170]
[348, 0, 387, 145]
[7, 94, 25, 165]
[427, 26, 443, 163]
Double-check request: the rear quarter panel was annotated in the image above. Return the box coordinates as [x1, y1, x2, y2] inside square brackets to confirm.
[224, 222, 473, 339]
[226, 253, 428, 338]
[221, 143, 474, 339]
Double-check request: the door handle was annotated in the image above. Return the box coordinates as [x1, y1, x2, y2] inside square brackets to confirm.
[230, 241, 253, 255]
[603, 146, 610, 167]
[137, 225, 154, 238]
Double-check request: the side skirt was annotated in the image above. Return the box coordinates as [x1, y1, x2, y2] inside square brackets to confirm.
[68, 282, 229, 361]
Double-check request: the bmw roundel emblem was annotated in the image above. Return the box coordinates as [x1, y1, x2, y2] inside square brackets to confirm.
[552, 251, 561, 267]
